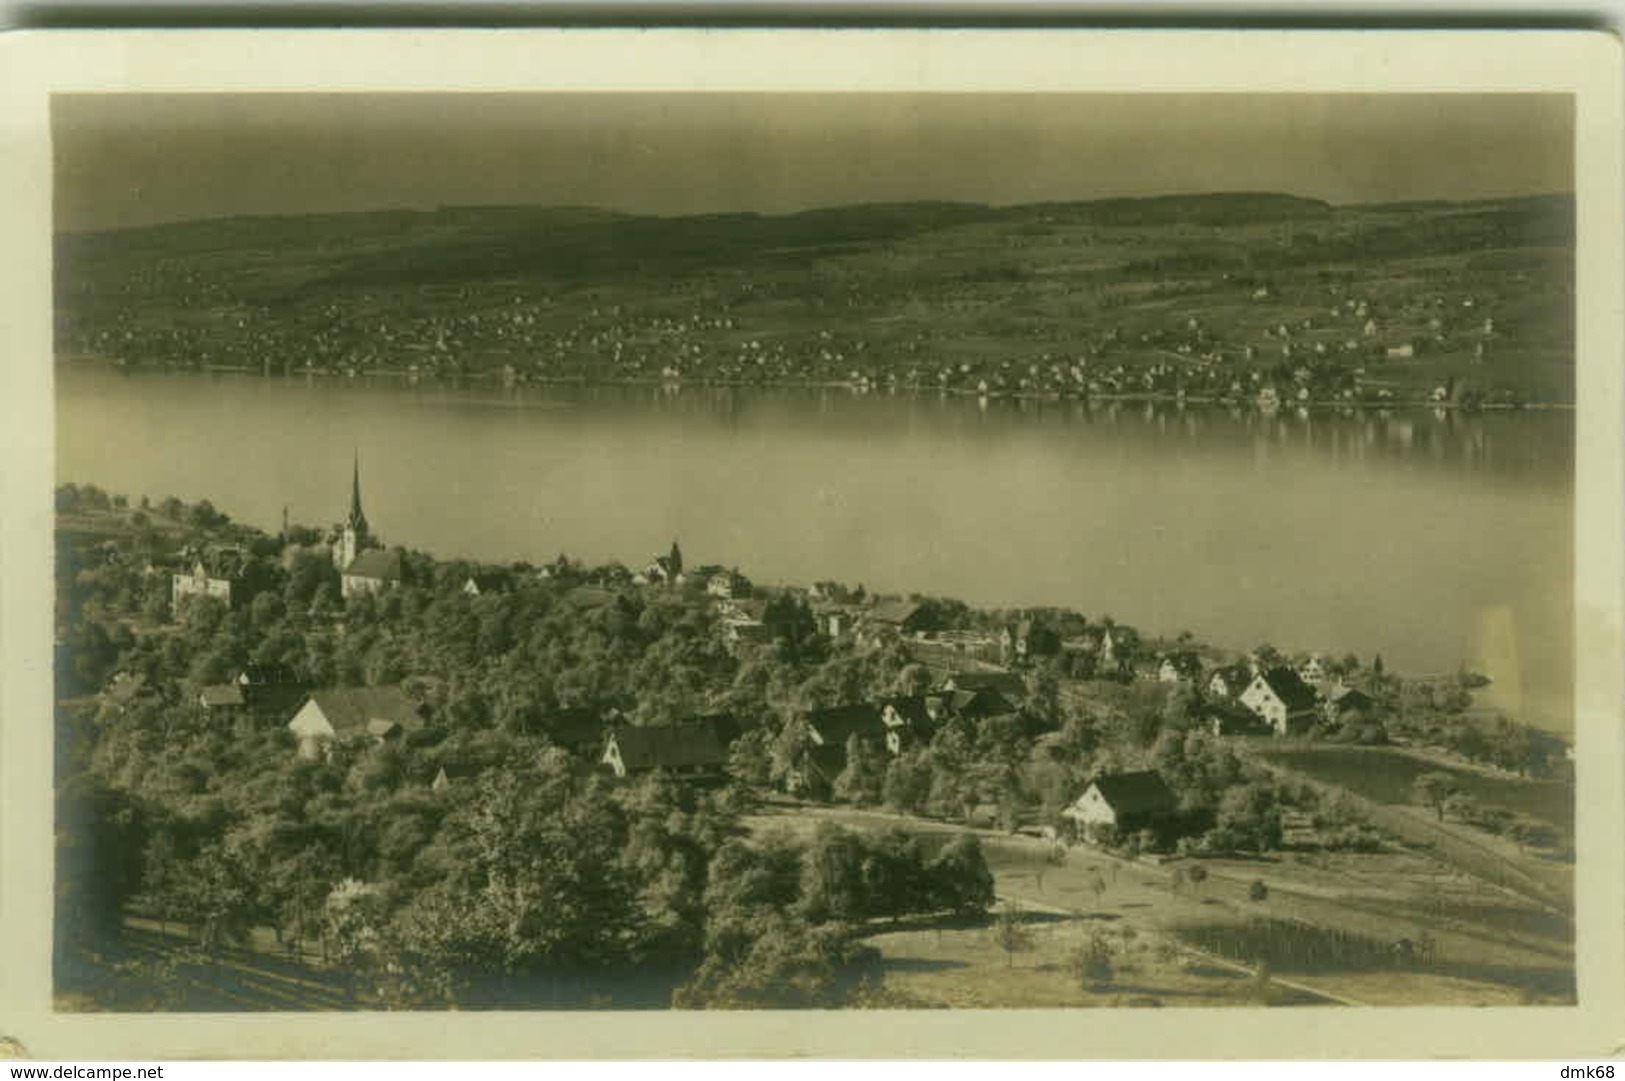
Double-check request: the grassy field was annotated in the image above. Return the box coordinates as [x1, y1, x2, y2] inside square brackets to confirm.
[1254, 744, 1573, 838]
[745, 800, 1574, 1007]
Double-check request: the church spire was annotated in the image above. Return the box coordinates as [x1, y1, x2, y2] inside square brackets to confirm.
[348, 452, 370, 538]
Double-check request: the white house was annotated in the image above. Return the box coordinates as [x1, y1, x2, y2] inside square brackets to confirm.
[1061, 771, 1178, 834]
[1238, 668, 1321, 736]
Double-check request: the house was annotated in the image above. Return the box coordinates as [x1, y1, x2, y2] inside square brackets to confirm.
[198, 683, 246, 717]
[171, 558, 236, 610]
[461, 571, 511, 597]
[236, 661, 307, 718]
[938, 669, 1025, 698]
[600, 719, 732, 781]
[1321, 684, 1378, 725]
[1157, 651, 1203, 684]
[1206, 664, 1252, 700]
[171, 546, 257, 610]
[287, 685, 423, 759]
[1001, 619, 1059, 665]
[341, 548, 404, 599]
[1238, 667, 1322, 736]
[946, 686, 1018, 721]
[1386, 342, 1417, 361]
[804, 703, 888, 750]
[1202, 700, 1274, 738]
[863, 598, 934, 638]
[721, 616, 772, 654]
[877, 696, 934, 754]
[1062, 771, 1179, 835]
[1297, 655, 1327, 684]
[706, 570, 752, 599]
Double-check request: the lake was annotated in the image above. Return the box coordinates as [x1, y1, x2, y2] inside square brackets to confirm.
[55, 366, 1575, 733]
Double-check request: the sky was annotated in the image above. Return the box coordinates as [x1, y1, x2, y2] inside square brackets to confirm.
[52, 92, 1574, 232]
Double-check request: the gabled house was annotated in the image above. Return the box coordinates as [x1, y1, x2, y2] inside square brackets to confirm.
[341, 548, 404, 599]
[600, 718, 733, 781]
[877, 696, 934, 755]
[287, 685, 423, 759]
[1062, 771, 1180, 835]
[1238, 667, 1321, 736]
[1297, 655, 1327, 684]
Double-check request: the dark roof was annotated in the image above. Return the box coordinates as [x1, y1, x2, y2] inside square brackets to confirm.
[238, 661, 300, 686]
[199, 683, 245, 708]
[610, 724, 730, 772]
[949, 686, 1017, 718]
[1327, 686, 1376, 711]
[464, 571, 511, 594]
[867, 599, 925, 627]
[1161, 651, 1203, 677]
[1087, 771, 1179, 817]
[1258, 667, 1320, 712]
[305, 686, 422, 735]
[878, 695, 932, 729]
[805, 702, 886, 746]
[344, 548, 403, 581]
[688, 712, 742, 747]
[941, 670, 1025, 696]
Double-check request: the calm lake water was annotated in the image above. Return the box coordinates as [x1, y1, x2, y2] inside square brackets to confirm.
[56, 367, 1575, 733]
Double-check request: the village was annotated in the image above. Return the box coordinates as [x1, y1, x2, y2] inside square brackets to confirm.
[53, 457, 1576, 1011]
[55, 193, 1575, 412]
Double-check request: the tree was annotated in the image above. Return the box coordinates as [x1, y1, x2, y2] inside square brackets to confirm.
[1185, 864, 1208, 897]
[832, 734, 886, 807]
[991, 908, 1034, 968]
[1412, 772, 1457, 821]
[926, 833, 995, 918]
[1248, 879, 1269, 903]
[1068, 931, 1115, 992]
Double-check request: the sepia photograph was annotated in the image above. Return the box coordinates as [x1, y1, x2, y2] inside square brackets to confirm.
[3, 27, 1623, 1062]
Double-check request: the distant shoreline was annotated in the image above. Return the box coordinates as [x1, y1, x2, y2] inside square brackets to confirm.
[55, 354, 1578, 413]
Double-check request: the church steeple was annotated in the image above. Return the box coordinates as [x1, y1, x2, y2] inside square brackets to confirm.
[348, 452, 370, 538]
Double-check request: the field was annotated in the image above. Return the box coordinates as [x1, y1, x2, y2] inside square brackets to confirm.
[1256, 744, 1572, 837]
[744, 800, 1574, 1008]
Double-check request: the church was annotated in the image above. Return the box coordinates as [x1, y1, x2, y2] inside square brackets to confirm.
[332, 456, 402, 599]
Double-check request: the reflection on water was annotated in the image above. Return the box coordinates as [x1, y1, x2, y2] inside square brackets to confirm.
[57, 368, 1575, 732]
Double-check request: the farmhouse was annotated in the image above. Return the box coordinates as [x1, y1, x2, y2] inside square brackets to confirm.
[1157, 651, 1203, 684]
[1239, 667, 1322, 735]
[287, 685, 423, 759]
[171, 547, 257, 610]
[1062, 771, 1179, 835]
